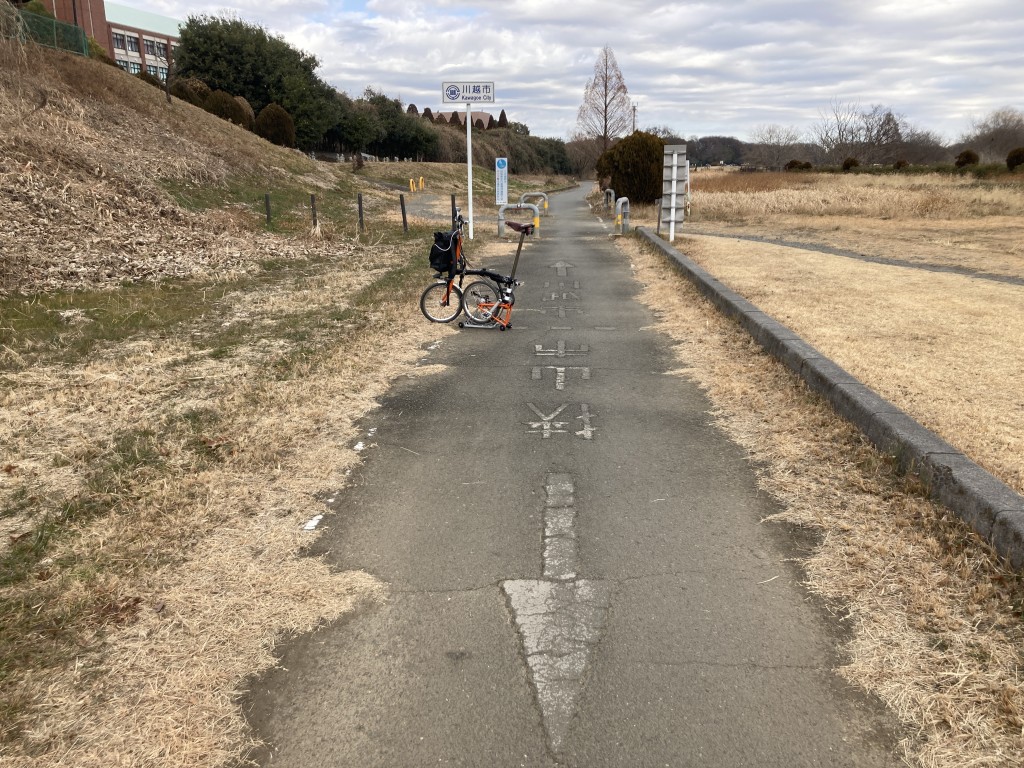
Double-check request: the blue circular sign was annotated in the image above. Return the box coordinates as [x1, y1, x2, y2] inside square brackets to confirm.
[445, 85, 461, 101]
[496, 158, 507, 170]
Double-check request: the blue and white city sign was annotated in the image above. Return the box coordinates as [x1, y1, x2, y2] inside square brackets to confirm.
[441, 81, 496, 104]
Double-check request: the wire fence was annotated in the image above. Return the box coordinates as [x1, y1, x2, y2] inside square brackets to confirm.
[9, 9, 89, 57]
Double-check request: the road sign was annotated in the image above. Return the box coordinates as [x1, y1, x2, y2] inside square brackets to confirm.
[495, 157, 508, 205]
[442, 81, 497, 239]
[442, 81, 495, 104]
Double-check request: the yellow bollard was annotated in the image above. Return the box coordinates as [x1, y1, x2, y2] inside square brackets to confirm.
[544, 199, 549, 210]
[409, 179, 415, 193]
[419, 176, 424, 191]
[533, 215, 540, 230]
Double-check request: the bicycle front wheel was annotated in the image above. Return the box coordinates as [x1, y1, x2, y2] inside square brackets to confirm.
[420, 281, 464, 323]
[462, 281, 500, 323]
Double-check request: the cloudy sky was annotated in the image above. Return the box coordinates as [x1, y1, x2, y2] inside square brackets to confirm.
[119, 0, 1023, 143]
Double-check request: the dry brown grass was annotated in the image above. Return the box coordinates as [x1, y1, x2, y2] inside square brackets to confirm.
[0, 250, 458, 765]
[1, 38, 337, 294]
[622, 172, 1024, 494]
[691, 173, 1024, 221]
[620, 236, 1024, 768]
[675, 235, 1024, 496]
[0, 31, 462, 767]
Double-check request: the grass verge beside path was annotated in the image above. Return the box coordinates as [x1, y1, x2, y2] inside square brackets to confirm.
[0, 233, 456, 765]
[675, 234, 1024, 497]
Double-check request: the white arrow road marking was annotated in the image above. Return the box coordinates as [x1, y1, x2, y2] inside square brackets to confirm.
[548, 261, 575, 277]
[502, 474, 610, 754]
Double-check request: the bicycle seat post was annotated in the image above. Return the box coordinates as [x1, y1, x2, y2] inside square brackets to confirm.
[509, 227, 528, 280]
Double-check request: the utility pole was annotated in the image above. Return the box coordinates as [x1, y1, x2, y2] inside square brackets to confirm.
[632, 103, 637, 133]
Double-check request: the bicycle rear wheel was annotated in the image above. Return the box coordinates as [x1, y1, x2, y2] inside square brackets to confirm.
[420, 281, 463, 323]
[462, 280, 500, 323]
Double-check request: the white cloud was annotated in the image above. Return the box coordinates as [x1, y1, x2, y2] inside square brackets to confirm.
[123, 0, 1024, 141]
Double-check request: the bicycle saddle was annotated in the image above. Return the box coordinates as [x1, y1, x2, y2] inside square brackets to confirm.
[505, 221, 535, 235]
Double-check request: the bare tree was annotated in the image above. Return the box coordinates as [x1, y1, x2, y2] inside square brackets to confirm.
[962, 107, 1024, 162]
[811, 98, 864, 164]
[576, 45, 632, 152]
[811, 100, 933, 166]
[859, 105, 906, 164]
[645, 124, 685, 141]
[900, 127, 947, 164]
[744, 123, 803, 169]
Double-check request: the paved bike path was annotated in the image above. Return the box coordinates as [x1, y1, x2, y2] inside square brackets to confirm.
[245, 185, 900, 766]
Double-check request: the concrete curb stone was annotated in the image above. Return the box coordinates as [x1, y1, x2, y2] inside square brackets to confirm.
[637, 227, 1024, 569]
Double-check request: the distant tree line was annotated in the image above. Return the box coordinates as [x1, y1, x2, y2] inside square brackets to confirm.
[171, 19, 1024, 178]
[566, 47, 1024, 177]
[567, 104, 1024, 181]
[650, 102, 1024, 173]
[169, 14, 572, 174]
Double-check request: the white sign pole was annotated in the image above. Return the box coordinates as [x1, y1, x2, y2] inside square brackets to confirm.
[466, 103, 474, 239]
[441, 82, 494, 241]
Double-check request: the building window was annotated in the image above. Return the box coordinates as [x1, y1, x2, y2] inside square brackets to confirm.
[158, 67, 168, 81]
[147, 64, 157, 76]
[116, 58, 129, 71]
[112, 33, 126, 49]
[126, 36, 140, 53]
[156, 42, 168, 59]
[128, 61, 141, 74]
[144, 39, 156, 56]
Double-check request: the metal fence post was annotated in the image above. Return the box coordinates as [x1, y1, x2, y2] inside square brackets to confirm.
[400, 194, 408, 233]
[358, 193, 365, 233]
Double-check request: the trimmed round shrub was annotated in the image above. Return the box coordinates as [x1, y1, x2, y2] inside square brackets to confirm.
[1007, 147, 1024, 172]
[842, 157, 860, 172]
[170, 77, 211, 108]
[801, 161, 813, 170]
[234, 96, 256, 131]
[784, 159, 804, 171]
[255, 103, 296, 148]
[204, 89, 248, 126]
[955, 149, 979, 168]
[893, 159, 909, 170]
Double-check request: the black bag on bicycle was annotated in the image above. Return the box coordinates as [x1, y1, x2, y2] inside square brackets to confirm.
[429, 230, 463, 277]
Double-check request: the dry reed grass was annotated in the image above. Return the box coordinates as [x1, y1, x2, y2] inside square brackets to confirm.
[690, 173, 1024, 221]
[620, 236, 1024, 767]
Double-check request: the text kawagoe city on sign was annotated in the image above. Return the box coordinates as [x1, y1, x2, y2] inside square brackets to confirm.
[442, 82, 495, 104]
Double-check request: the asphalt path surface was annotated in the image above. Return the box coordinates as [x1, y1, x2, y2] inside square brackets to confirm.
[245, 186, 901, 766]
